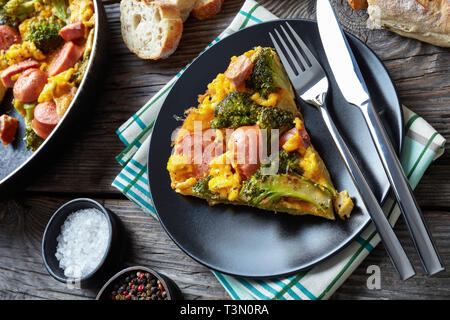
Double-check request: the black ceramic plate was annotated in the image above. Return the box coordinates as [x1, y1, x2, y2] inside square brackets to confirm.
[148, 19, 403, 278]
[0, 0, 108, 195]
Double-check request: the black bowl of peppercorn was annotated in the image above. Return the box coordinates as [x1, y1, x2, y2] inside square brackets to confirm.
[96, 266, 183, 300]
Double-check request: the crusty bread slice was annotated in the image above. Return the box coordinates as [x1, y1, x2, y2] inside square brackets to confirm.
[347, 0, 368, 10]
[191, 0, 224, 20]
[166, 0, 197, 21]
[120, 0, 183, 60]
[366, 0, 450, 47]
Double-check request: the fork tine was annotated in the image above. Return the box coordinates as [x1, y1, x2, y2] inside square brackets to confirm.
[269, 32, 297, 79]
[279, 25, 309, 71]
[285, 22, 318, 66]
[273, 28, 303, 75]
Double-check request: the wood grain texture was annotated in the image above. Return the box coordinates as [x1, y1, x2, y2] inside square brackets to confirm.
[0, 0, 449, 300]
[0, 196, 449, 300]
[0, 197, 230, 300]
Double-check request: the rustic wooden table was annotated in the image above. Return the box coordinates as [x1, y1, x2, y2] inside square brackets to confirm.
[0, 0, 449, 300]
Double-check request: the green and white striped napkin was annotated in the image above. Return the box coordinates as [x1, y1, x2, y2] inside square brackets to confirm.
[112, 0, 446, 300]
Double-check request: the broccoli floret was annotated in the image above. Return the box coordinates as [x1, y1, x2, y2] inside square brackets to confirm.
[25, 16, 64, 52]
[246, 47, 293, 99]
[211, 91, 259, 129]
[52, 0, 68, 23]
[192, 175, 219, 200]
[257, 106, 294, 132]
[23, 102, 36, 121]
[239, 170, 333, 214]
[70, 29, 95, 85]
[0, 0, 39, 27]
[70, 57, 88, 85]
[278, 150, 302, 174]
[211, 91, 295, 132]
[24, 125, 43, 151]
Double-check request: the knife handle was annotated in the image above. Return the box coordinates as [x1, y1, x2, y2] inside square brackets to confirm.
[362, 101, 445, 276]
[319, 105, 415, 280]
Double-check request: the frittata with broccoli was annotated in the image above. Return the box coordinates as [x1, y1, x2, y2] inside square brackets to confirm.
[166, 47, 354, 220]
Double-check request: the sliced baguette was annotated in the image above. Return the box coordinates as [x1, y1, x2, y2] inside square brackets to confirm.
[191, 0, 224, 20]
[120, 0, 183, 60]
[166, 0, 197, 21]
[347, 0, 368, 10]
[366, 0, 450, 47]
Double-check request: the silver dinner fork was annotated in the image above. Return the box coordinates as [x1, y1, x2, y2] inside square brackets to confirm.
[270, 22, 415, 280]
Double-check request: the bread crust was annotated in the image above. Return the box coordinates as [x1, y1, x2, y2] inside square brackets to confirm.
[167, 0, 197, 21]
[121, 0, 183, 60]
[347, 0, 368, 10]
[192, 0, 224, 20]
[367, 0, 450, 47]
[155, 2, 184, 59]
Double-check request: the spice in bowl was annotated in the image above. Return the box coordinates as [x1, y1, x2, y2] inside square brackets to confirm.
[108, 271, 168, 300]
[55, 208, 110, 278]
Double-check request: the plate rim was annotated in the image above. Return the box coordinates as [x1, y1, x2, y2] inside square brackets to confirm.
[147, 18, 404, 278]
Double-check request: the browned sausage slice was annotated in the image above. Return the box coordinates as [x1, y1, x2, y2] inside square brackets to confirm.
[32, 101, 59, 139]
[48, 41, 84, 76]
[13, 68, 48, 103]
[1, 59, 40, 88]
[227, 125, 262, 178]
[280, 127, 311, 149]
[0, 114, 19, 145]
[59, 22, 85, 41]
[174, 129, 224, 178]
[0, 25, 20, 51]
[224, 55, 253, 87]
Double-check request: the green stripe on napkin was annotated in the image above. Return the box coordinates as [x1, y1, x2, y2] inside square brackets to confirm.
[112, 0, 446, 300]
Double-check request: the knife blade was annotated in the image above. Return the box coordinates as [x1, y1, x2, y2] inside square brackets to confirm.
[316, 0, 444, 276]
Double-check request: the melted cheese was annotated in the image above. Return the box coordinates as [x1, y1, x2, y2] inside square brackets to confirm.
[167, 154, 196, 188]
[282, 118, 307, 154]
[38, 68, 75, 104]
[207, 153, 241, 201]
[1, 41, 46, 68]
[300, 147, 329, 186]
[250, 91, 281, 107]
[69, 0, 95, 26]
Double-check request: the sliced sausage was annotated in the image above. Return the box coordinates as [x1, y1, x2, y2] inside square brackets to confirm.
[1, 59, 40, 88]
[224, 55, 253, 87]
[280, 126, 311, 151]
[48, 41, 84, 76]
[0, 25, 20, 51]
[174, 129, 224, 178]
[59, 22, 85, 41]
[0, 114, 19, 145]
[13, 68, 48, 103]
[227, 125, 262, 178]
[32, 101, 59, 139]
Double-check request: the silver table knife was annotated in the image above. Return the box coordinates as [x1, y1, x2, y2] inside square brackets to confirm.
[316, 0, 444, 275]
[270, 23, 415, 280]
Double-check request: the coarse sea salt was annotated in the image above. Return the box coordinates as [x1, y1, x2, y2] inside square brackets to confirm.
[55, 208, 110, 279]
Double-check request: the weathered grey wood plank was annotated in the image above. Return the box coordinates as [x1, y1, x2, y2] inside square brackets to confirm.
[0, 196, 449, 300]
[0, 197, 230, 300]
[1, 0, 449, 301]
[334, 210, 450, 300]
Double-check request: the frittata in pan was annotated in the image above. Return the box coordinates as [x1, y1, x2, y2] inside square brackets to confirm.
[0, 0, 95, 149]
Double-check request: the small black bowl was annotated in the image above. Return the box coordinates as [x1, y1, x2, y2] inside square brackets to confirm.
[96, 266, 183, 300]
[42, 198, 124, 288]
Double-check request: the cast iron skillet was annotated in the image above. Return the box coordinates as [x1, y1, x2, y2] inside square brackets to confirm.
[0, 0, 108, 196]
[148, 19, 403, 278]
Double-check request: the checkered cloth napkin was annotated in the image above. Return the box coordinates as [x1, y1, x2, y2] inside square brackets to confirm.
[112, 0, 446, 300]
